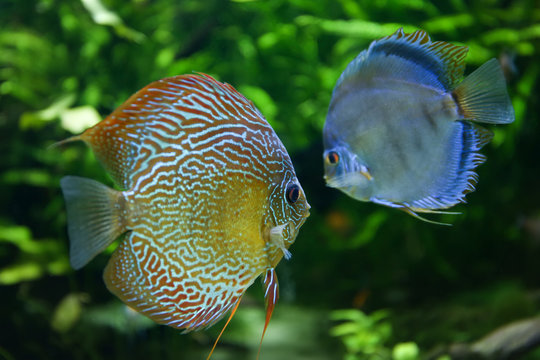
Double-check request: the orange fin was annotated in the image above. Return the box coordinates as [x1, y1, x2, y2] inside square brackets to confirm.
[205, 297, 243, 360]
[257, 268, 279, 360]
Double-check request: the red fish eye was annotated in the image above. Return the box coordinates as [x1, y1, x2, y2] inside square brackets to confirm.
[327, 151, 339, 164]
[286, 184, 300, 204]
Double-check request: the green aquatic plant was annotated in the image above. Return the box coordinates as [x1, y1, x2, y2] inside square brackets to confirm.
[0, 224, 69, 284]
[330, 309, 420, 360]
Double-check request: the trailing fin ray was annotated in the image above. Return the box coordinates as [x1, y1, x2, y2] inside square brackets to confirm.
[49, 135, 83, 149]
[371, 197, 455, 226]
[205, 298, 243, 360]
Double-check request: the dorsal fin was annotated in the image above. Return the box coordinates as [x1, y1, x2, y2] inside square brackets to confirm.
[374, 28, 468, 89]
[336, 28, 468, 91]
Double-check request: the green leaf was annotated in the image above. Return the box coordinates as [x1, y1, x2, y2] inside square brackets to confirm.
[296, 16, 416, 39]
[0, 262, 43, 285]
[51, 293, 88, 333]
[423, 13, 474, 34]
[19, 94, 76, 130]
[1, 169, 55, 187]
[392, 342, 420, 360]
[348, 211, 387, 248]
[0, 225, 70, 284]
[60, 105, 101, 134]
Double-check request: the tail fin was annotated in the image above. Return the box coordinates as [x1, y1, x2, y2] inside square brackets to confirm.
[60, 176, 127, 269]
[453, 58, 515, 124]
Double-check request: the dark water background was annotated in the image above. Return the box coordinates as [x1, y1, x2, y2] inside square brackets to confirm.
[1, 0, 539, 359]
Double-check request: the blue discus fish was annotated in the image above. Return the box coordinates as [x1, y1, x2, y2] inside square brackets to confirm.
[323, 28, 514, 223]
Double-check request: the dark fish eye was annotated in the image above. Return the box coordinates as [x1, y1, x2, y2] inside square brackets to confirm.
[326, 151, 339, 165]
[286, 184, 300, 204]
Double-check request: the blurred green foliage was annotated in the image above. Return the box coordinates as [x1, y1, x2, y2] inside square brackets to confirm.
[330, 309, 395, 359]
[1, 0, 540, 359]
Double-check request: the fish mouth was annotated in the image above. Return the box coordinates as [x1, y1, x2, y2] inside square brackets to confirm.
[325, 173, 372, 202]
[303, 203, 311, 218]
[326, 172, 370, 189]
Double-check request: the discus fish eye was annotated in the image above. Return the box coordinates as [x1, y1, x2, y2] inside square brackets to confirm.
[326, 151, 339, 165]
[286, 184, 300, 204]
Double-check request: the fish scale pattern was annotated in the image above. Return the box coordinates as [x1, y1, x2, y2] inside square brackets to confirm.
[77, 74, 307, 331]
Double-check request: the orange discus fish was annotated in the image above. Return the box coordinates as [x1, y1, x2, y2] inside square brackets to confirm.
[59, 74, 310, 357]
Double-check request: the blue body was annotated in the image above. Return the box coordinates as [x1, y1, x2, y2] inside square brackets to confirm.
[323, 29, 514, 215]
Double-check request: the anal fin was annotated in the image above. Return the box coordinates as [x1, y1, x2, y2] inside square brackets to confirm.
[104, 232, 248, 336]
[378, 119, 494, 223]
